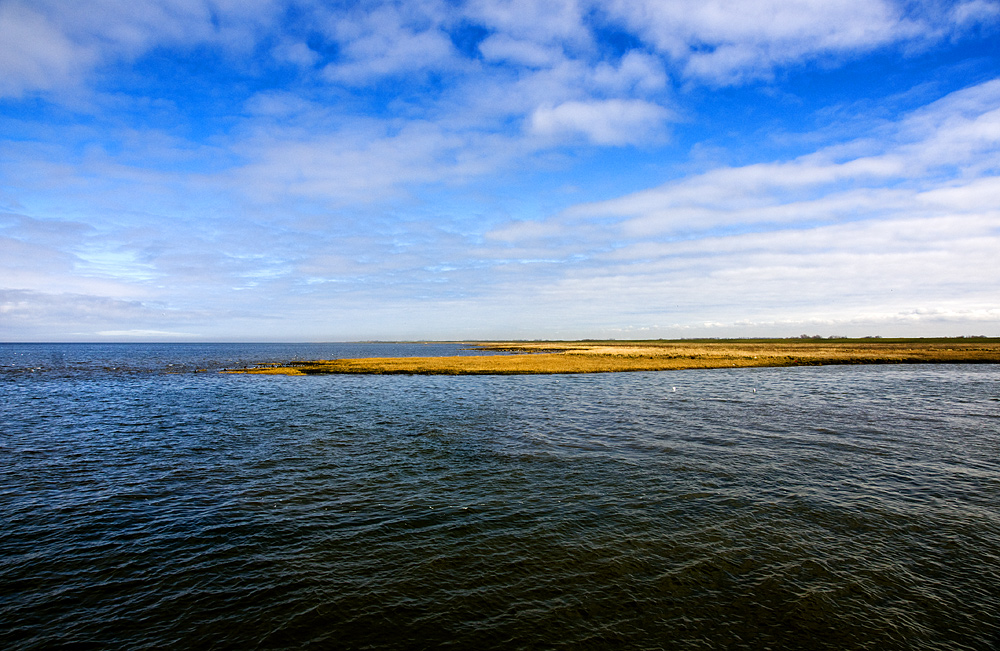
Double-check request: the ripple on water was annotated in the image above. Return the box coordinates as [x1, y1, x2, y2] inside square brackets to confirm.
[1, 351, 999, 649]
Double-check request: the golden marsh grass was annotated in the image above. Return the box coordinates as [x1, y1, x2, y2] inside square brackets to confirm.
[226, 338, 1000, 375]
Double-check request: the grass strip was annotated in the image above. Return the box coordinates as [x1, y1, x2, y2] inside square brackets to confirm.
[224, 339, 1000, 375]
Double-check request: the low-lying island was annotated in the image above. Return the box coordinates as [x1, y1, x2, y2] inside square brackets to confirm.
[226, 338, 1000, 375]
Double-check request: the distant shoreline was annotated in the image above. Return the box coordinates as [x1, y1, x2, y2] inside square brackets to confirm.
[225, 338, 1000, 375]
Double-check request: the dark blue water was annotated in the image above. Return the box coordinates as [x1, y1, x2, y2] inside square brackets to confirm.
[0, 342, 495, 377]
[2, 344, 999, 649]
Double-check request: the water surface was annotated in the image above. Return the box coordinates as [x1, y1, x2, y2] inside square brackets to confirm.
[2, 344, 998, 649]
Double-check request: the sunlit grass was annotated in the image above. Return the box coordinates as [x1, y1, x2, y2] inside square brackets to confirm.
[225, 338, 1000, 375]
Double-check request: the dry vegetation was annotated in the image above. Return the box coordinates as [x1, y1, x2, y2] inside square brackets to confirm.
[225, 338, 1000, 375]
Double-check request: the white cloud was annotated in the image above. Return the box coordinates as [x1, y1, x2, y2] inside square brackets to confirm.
[4, 0, 996, 103]
[271, 40, 319, 67]
[916, 176, 1000, 210]
[467, 78, 1000, 336]
[952, 0, 1000, 26]
[601, 0, 994, 84]
[229, 120, 518, 205]
[529, 98, 672, 145]
[95, 329, 198, 337]
[555, 79, 1000, 236]
[465, 0, 591, 47]
[591, 51, 668, 94]
[479, 34, 564, 67]
[321, 3, 459, 84]
[243, 91, 322, 118]
[0, 0, 282, 98]
[486, 219, 566, 243]
[0, 4, 93, 97]
[502, 210, 1000, 335]
[0, 289, 180, 338]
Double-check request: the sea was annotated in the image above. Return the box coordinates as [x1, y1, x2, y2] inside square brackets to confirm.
[2, 343, 998, 650]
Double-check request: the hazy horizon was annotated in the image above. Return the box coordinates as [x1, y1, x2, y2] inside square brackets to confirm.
[4, 335, 998, 345]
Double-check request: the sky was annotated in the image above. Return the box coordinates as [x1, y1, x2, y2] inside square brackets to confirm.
[1, 0, 999, 342]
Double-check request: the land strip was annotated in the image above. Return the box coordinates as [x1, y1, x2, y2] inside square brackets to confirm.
[225, 338, 1000, 375]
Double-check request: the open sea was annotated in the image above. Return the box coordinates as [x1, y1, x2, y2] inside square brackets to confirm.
[2, 343, 999, 650]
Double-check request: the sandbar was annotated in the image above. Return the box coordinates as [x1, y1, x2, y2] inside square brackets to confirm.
[224, 338, 1000, 375]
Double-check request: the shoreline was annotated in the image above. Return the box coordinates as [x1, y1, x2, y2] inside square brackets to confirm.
[224, 338, 1000, 375]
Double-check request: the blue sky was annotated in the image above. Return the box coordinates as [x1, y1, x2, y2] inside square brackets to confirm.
[2, 0, 999, 341]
